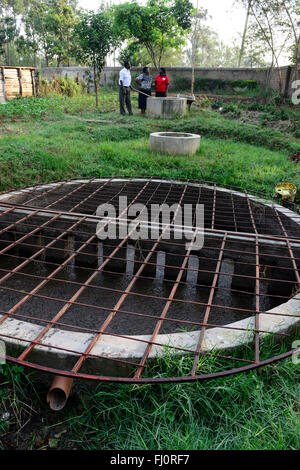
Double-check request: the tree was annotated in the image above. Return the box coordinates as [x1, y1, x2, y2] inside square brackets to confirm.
[45, 0, 78, 67]
[186, 23, 246, 69]
[118, 40, 185, 67]
[236, 0, 300, 87]
[17, 0, 79, 67]
[0, 0, 24, 65]
[118, 42, 152, 67]
[74, 10, 117, 107]
[238, 0, 252, 67]
[276, 0, 300, 78]
[189, 2, 209, 93]
[0, 15, 18, 65]
[113, 0, 193, 70]
[250, 0, 295, 91]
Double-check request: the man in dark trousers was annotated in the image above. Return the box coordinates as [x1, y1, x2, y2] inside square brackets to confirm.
[119, 61, 133, 115]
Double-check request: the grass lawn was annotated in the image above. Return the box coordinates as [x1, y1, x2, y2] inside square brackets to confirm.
[0, 91, 299, 450]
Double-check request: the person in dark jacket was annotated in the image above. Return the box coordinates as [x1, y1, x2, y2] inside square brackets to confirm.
[135, 67, 152, 114]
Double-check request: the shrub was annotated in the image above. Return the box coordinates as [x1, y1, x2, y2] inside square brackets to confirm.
[211, 100, 223, 109]
[246, 80, 258, 89]
[221, 102, 242, 118]
[193, 77, 259, 93]
[39, 75, 84, 97]
[173, 76, 191, 91]
[246, 102, 265, 112]
[198, 96, 211, 108]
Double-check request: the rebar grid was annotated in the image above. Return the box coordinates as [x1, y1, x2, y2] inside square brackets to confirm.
[0, 177, 299, 383]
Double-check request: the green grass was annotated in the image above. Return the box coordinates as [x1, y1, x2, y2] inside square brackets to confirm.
[0, 336, 299, 450]
[0, 93, 299, 195]
[0, 92, 299, 450]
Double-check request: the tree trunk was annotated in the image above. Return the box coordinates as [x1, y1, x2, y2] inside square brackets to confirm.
[296, 34, 300, 82]
[191, 0, 199, 95]
[6, 42, 10, 66]
[94, 66, 99, 107]
[238, 0, 252, 67]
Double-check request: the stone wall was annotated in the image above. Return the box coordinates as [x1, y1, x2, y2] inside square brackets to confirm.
[41, 65, 296, 96]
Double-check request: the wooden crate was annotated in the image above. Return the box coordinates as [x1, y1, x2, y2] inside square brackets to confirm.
[0, 66, 37, 102]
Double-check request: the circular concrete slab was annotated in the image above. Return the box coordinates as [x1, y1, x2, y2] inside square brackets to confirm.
[0, 178, 299, 381]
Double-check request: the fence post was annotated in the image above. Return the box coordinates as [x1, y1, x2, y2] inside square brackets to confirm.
[18, 67, 23, 97]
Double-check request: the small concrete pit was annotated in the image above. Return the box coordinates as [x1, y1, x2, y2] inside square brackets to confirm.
[0, 178, 299, 384]
[150, 132, 201, 155]
[146, 97, 187, 119]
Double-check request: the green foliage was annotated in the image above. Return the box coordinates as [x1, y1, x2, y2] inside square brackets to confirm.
[211, 100, 223, 109]
[0, 15, 18, 64]
[114, 0, 192, 69]
[259, 107, 290, 126]
[173, 75, 191, 90]
[74, 11, 116, 73]
[0, 96, 64, 119]
[118, 41, 151, 67]
[39, 75, 84, 97]
[220, 102, 242, 118]
[197, 96, 211, 108]
[0, 337, 299, 449]
[17, 0, 79, 67]
[171, 0, 193, 29]
[74, 10, 116, 106]
[171, 112, 299, 153]
[173, 76, 259, 93]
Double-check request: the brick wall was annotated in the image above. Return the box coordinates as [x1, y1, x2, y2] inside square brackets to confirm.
[41, 65, 296, 96]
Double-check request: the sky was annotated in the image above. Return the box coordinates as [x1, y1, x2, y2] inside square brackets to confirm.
[78, 0, 247, 45]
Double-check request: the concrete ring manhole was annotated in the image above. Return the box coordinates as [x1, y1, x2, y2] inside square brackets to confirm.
[0, 178, 299, 383]
[150, 132, 201, 155]
[146, 97, 187, 119]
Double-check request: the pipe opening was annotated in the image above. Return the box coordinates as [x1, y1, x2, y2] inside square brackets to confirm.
[47, 376, 73, 411]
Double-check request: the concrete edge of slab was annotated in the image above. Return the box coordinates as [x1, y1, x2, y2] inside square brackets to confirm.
[0, 179, 299, 370]
[1, 293, 300, 364]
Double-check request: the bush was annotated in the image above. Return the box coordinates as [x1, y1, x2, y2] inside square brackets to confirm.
[211, 100, 223, 109]
[174, 77, 259, 93]
[221, 102, 242, 118]
[246, 102, 265, 112]
[246, 80, 258, 90]
[198, 96, 211, 108]
[173, 76, 191, 91]
[39, 75, 84, 97]
[231, 79, 258, 90]
[194, 78, 225, 92]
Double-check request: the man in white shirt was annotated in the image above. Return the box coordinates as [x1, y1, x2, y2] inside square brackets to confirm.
[119, 61, 133, 116]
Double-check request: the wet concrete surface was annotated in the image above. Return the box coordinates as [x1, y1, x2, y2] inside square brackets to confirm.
[0, 249, 291, 336]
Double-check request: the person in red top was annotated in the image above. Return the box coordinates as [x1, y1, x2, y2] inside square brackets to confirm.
[155, 67, 169, 97]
